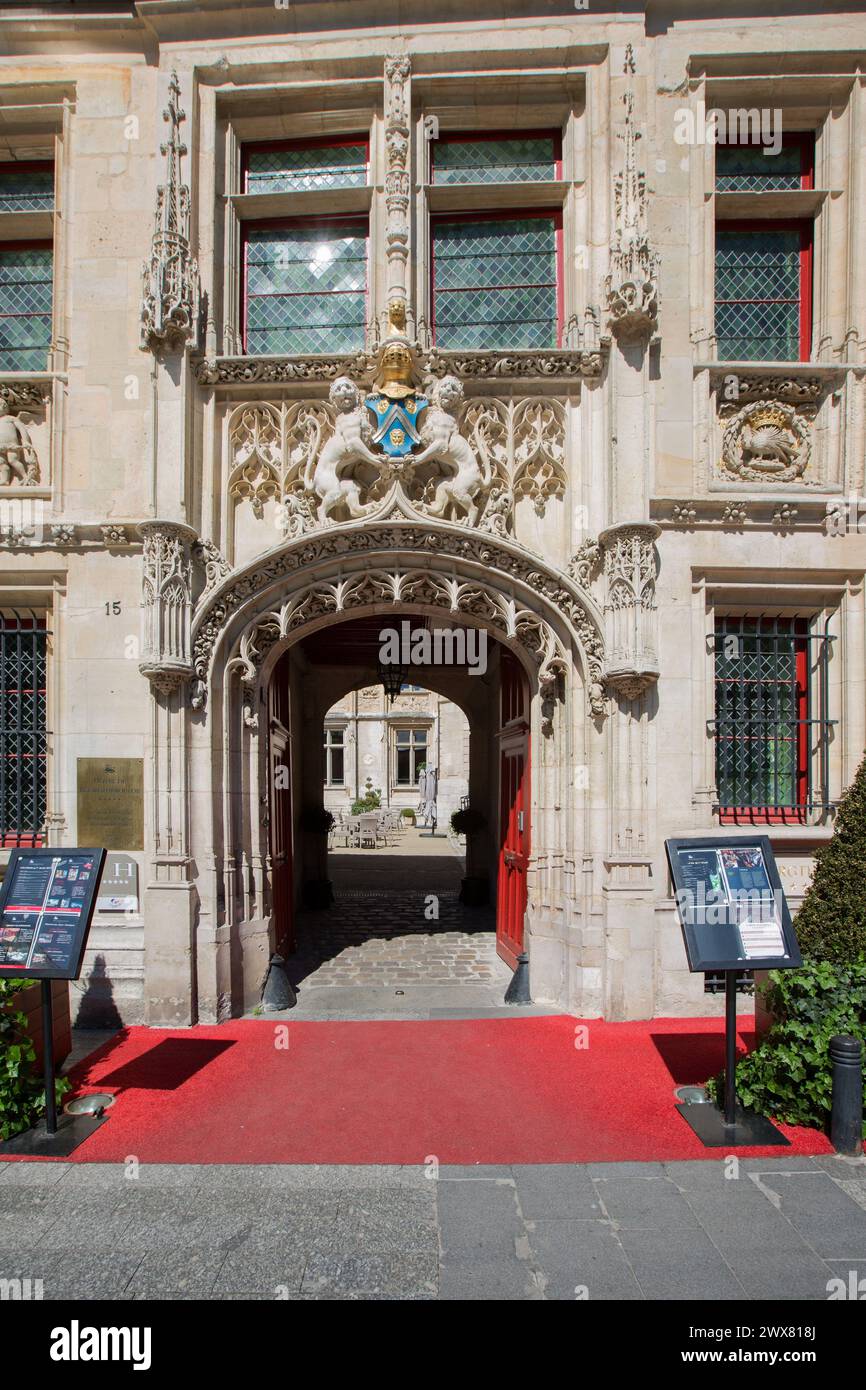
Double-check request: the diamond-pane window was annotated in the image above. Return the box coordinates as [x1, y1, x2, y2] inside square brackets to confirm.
[244, 141, 368, 193]
[244, 222, 367, 355]
[432, 215, 559, 350]
[715, 141, 810, 193]
[0, 164, 54, 213]
[0, 614, 47, 848]
[715, 227, 807, 361]
[433, 136, 558, 185]
[712, 617, 834, 822]
[0, 245, 52, 371]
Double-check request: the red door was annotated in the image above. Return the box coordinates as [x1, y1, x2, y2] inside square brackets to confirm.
[268, 660, 294, 956]
[496, 653, 530, 968]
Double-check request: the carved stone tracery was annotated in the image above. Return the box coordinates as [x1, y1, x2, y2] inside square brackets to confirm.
[189, 522, 608, 719]
[604, 72, 660, 340]
[600, 523, 660, 698]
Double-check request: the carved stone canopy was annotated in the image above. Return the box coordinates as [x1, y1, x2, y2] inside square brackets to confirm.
[188, 518, 608, 719]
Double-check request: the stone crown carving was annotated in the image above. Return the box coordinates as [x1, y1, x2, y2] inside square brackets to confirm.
[140, 71, 202, 354]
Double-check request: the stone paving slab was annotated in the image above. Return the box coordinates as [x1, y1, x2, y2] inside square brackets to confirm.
[1, 1155, 865, 1300]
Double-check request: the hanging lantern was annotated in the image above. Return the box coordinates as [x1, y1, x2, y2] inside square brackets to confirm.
[378, 657, 407, 702]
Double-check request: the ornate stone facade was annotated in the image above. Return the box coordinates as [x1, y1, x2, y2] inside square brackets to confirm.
[2, 3, 865, 1030]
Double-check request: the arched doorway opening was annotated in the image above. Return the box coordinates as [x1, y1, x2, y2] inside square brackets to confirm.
[264, 613, 530, 1008]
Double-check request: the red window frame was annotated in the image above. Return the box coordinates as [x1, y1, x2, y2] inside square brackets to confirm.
[717, 618, 809, 827]
[715, 131, 815, 191]
[430, 208, 564, 350]
[240, 134, 370, 193]
[241, 214, 369, 355]
[715, 218, 813, 362]
[430, 128, 563, 184]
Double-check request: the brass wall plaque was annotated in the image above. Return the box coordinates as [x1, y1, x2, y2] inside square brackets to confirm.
[77, 759, 144, 851]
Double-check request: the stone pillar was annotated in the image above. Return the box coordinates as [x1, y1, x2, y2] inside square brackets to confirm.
[139, 521, 198, 1025]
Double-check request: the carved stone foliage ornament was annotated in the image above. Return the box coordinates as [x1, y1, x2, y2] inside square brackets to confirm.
[197, 347, 604, 387]
[189, 523, 607, 719]
[140, 72, 202, 354]
[600, 523, 660, 699]
[139, 522, 196, 688]
[604, 77, 660, 340]
[720, 399, 812, 483]
[230, 357, 568, 536]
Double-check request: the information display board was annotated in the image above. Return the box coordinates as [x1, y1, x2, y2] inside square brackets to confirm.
[0, 848, 107, 981]
[665, 835, 801, 973]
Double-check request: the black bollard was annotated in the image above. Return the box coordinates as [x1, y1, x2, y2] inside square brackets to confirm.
[829, 1035, 863, 1157]
[261, 953, 297, 1011]
[504, 952, 531, 1005]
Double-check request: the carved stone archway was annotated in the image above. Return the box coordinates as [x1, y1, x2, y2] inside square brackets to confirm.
[191, 516, 608, 718]
[179, 517, 607, 1022]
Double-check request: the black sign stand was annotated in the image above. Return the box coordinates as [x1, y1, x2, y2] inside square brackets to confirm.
[665, 835, 801, 1149]
[675, 969, 788, 1147]
[0, 847, 108, 1159]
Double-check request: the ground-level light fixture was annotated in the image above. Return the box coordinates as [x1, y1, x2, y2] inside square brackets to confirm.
[65, 1092, 116, 1116]
[673, 1085, 710, 1106]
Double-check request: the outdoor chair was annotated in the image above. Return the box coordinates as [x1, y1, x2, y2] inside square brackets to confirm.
[358, 812, 381, 848]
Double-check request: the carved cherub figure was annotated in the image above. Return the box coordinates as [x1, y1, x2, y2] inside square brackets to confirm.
[304, 376, 383, 523]
[413, 375, 491, 526]
[0, 396, 39, 486]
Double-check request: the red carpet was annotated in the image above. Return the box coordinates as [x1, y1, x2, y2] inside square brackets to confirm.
[4, 1015, 832, 1165]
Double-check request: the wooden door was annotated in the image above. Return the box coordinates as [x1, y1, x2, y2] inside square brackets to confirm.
[496, 653, 530, 968]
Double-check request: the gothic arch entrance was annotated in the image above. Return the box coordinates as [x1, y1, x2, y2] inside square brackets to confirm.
[263, 613, 529, 992]
[188, 519, 606, 1019]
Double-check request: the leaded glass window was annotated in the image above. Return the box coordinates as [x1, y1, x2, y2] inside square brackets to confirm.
[0, 164, 54, 212]
[432, 215, 558, 350]
[713, 618, 808, 816]
[715, 142, 808, 193]
[715, 228, 805, 361]
[0, 615, 47, 848]
[245, 141, 367, 194]
[0, 245, 53, 371]
[244, 223, 367, 355]
[395, 728, 427, 786]
[432, 136, 558, 185]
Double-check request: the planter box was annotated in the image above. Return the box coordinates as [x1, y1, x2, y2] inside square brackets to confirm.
[4, 980, 71, 1072]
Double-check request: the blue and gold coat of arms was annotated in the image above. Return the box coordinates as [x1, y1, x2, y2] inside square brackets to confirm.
[365, 391, 429, 459]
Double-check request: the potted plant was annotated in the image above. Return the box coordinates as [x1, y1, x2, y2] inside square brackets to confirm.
[0, 979, 70, 1140]
[401, 807, 416, 827]
[299, 805, 335, 908]
[452, 808, 490, 907]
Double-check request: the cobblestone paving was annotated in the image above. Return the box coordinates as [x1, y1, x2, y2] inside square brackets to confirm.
[2, 1156, 865, 1300]
[289, 890, 505, 990]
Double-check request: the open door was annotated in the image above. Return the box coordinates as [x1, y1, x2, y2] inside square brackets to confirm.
[268, 657, 294, 956]
[496, 652, 530, 968]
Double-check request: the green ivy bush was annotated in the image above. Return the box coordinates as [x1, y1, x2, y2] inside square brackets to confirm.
[0, 979, 69, 1140]
[706, 959, 866, 1135]
[707, 755, 866, 1135]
